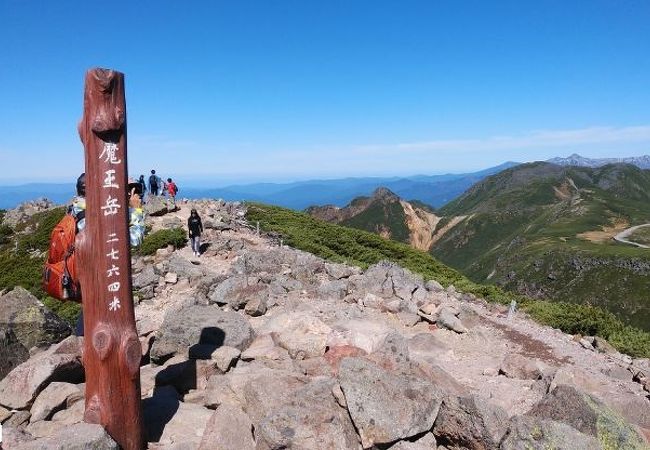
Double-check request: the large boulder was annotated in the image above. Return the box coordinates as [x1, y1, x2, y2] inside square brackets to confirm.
[0, 287, 71, 378]
[29, 381, 83, 422]
[527, 384, 647, 449]
[144, 196, 168, 216]
[14, 423, 118, 450]
[500, 416, 600, 450]
[149, 305, 254, 364]
[255, 379, 359, 450]
[432, 395, 508, 450]
[199, 403, 255, 450]
[338, 357, 443, 448]
[0, 336, 83, 409]
[499, 353, 548, 380]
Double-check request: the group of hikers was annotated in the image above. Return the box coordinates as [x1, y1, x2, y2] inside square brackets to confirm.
[42, 169, 205, 335]
[136, 169, 180, 211]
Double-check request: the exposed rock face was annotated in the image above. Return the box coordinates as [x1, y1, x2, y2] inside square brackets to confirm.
[199, 403, 255, 450]
[0, 287, 71, 379]
[1, 198, 56, 228]
[339, 357, 443, 448]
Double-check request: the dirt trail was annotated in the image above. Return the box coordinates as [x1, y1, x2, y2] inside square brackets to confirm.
[614, 223, 650, 249]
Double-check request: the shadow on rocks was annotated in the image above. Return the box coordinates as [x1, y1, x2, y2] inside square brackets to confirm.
[188, 327, 226, 359]
[142, 385, 181, 442]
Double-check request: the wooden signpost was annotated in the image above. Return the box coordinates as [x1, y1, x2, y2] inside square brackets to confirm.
[76, 68, 144, 449]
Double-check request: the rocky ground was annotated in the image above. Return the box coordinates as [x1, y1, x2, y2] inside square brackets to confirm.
[1, 199, 649, 449]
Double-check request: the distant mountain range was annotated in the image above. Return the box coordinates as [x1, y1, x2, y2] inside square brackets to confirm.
[0, 162, 518, 210]
[547, 153, 650, 169]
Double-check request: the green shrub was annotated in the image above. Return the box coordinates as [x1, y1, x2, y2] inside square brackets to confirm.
[138, 227, 187, 255]
[17, 207, 66, 253]
[42, 297, 82, 326]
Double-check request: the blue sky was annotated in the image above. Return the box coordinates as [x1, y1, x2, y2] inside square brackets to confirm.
[1, 1, 649, 185]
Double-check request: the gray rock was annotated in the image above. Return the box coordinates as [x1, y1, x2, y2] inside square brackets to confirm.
[255, 379, 359, 450]
[211, 346, 241, 373]
[325, 263, 358, 280]
[437, 306, 468, 334]
[500, 416, 600, 450]
[240, 370, 307, 423]
[339, 357, 443, 448]
[199, 403, 255, 450]
[150, 305, 254, 364]
[161, 216, 183, 229]
[15, 422, 119, 450]
[425, 279, 444, 292]
[209, 275, 260, 307]
[132, 265, 158, 290]
[167, 254, 206, 281]
[432, 395, 509, 450]
[317, 279, 349, 300]
[244, 295, 267, 316]
[0, 337, 83, 409]
[144, 196, 168, 216]
[389, 433, 437, 449]
[30, 382, 83, 422]
[0, 287, 71, 378]
[272, 314, 332, 359]
[526, 384, 646, 448]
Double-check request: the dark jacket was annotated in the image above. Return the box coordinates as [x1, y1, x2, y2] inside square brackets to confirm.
[188, 215, 203, 238]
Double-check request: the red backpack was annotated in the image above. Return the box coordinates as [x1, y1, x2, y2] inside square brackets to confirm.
[42, 213, 81, 302]
[168, 182, 178, 196]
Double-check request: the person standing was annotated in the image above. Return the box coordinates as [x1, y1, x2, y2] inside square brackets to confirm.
[166, 177, 178, 211]
[138, 174, 147, 202]
[148, 169, 159, 197]
[188, 208, 203, 256]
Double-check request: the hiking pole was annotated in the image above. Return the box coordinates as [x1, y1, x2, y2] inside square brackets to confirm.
[76, 68, 144, 449]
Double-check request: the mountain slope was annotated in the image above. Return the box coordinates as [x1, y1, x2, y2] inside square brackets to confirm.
[307, 187, 440, 250]
[433, 162, 650, 330]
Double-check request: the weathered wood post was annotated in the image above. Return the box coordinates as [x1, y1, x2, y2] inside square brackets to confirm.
[76, 68, 144, 449]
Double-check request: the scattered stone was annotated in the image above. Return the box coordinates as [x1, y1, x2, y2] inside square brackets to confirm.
[579, 337, 595, 351]
[265, 313, 331, 359]
[389, 433, 437, 450]
[199, 403, 255, 450]
[144, 196, 168, 216]
[0, 405, 11, 422]
[499, 353, 547, 380]
[164, 272, 179, 284]
[339, 357, 443, 448]
[150, 305, 253, 364]
[133, 265, 158, 290]
[593, 336, 618, 355]
[425, 280, 444, 292]
[244, 295, 267, 316]
[211, 346, 241, 373]
[437, 306, 468, 334]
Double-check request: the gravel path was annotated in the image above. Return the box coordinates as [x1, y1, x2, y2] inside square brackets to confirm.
[614, 223, 650, 248]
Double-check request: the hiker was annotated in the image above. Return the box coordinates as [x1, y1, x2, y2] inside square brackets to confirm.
[148, 169, 161, 197]
[138, 174, 147, 202]
[166, 177, 178, 211]
[43, 173, 145, 336]
[188, 208, 203, 257]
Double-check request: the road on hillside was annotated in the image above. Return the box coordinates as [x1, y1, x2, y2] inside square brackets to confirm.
[613, 224, 650, 249]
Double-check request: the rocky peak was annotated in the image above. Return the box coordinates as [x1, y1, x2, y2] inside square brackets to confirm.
[371, 186, 400, 203]
[0, 198, 648, 449]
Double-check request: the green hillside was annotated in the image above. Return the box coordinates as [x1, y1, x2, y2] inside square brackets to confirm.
[432, 162, 650, 331]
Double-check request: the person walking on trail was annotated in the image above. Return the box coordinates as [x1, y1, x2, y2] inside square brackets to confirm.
[188, 208, 203, 257]
[166, 178, 178, 211]
[148, 169, 162, 197]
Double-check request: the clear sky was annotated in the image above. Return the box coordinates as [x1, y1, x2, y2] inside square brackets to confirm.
[1, 1, 649, 185]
